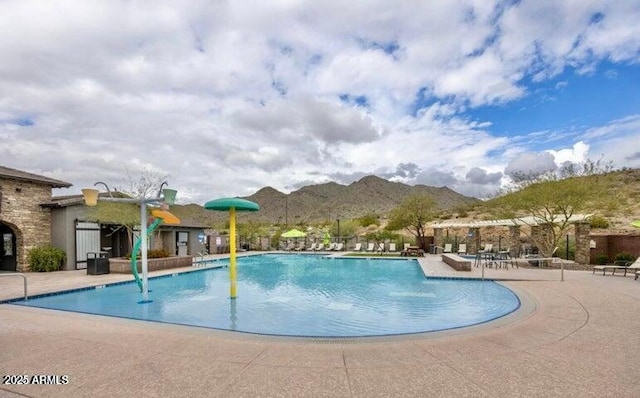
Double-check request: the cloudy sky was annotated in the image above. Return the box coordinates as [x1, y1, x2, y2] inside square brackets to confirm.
[1, 1, 639, 204]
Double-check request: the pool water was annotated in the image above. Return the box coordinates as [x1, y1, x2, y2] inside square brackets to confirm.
[12, 254, 520, 337]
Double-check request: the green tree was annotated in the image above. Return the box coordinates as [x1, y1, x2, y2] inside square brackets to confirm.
[493, 175, 604, 257]
[330, 219, 356, 238]
[357, 213, 379, 227]
[386, 195, 437, 249]
[237, 221, 267, 250]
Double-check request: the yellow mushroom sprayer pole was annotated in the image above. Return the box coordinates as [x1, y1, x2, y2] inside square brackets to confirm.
[229, 207, 237, 299]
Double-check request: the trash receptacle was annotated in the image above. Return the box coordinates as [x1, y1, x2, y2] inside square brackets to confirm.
[87, 252, 110, 275]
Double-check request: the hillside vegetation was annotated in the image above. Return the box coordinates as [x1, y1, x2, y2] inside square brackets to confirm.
[469, 168, 640, 233]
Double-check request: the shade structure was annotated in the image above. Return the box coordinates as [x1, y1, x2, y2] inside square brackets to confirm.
[631, 220, 640, 229]
[281, 228, 306, 238]
[204, 197, 260, 212]
[204, 197, 260, 299]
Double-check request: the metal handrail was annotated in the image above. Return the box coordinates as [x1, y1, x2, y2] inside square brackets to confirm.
[0, 272, 27, 301]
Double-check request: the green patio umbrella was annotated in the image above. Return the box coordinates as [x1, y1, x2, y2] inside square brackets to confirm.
[204, 197, 259, 299]
[631, 220, 640, 229]
[281, 228, 307, 238]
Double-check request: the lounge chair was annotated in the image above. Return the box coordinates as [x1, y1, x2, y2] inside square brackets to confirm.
[458, 244, 467, 255]
[376, 243, 385, 253]
[443, 243, 452, 253]
[593, 260, 633, 276]
[353, 243, 362, 252]
[366, 243, 375, 252]
[306, 242, 317, 251]
[314, 243, 324, 251]
[612, 257, 640, 276]
[636, 270, 639, 280]
[327, 242, 337, 251]
[389, 243, 397, 253]
[284, 241, 295, 251]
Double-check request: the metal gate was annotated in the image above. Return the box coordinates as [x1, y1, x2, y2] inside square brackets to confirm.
[75, 221, 100, 269]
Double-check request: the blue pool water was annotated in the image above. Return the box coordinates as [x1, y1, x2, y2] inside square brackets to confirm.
[11, 254, 520, 337]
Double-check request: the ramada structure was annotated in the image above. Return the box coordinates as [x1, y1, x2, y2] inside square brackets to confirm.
[430, 215, 593, 264]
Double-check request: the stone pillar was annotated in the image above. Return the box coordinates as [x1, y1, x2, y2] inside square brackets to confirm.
[508, 226, 521, 256]
[433, 228, 444, 252]
[466, 228, 481, 254]
[574, 222, 591, 265]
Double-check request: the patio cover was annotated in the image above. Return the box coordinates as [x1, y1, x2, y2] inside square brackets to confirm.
[429, 214, 592, 228]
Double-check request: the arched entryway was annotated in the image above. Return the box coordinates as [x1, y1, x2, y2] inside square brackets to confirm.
[0, 222, 18, 271]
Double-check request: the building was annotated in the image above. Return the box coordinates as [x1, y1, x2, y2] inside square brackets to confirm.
[44, 195, 208, 270]
[0, 165, 72, 271]
[2, 165, 208, 272]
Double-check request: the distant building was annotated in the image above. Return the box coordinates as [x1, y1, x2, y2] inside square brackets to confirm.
[0, 165, 71, 271]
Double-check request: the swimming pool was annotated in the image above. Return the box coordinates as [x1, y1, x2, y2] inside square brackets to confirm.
[11, 254, 520, 337]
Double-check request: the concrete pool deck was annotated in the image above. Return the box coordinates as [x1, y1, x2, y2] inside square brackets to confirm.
[2, 252, 640, 397]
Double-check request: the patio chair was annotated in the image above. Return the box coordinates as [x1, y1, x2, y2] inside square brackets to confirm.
[366, 243, 375, 252]
[457, 244, 467, 255]
[335, 242, 344, 251]
[389, 243, 397, 253]
[327, 242, 337, 251]
[443, 243, 452, 253]
[306, 242, 317, 251]
[480, 244, 493, 253]
[314, 243, 324, 251]
[285, 241, 295, 251]
[353, 242, 362, 251]
[376, 243, 385, 253]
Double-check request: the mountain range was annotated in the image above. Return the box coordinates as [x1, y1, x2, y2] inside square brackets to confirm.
[240, 175, 477, 224]
[173, 175, 478, 227]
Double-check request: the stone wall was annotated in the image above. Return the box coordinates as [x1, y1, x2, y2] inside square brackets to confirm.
[0, 178, 53, 271]
[108, 256, 193, 273]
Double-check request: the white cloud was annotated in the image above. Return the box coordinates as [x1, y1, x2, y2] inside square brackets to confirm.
[0, 1, 638, 204]
[548, 141, 590, 166]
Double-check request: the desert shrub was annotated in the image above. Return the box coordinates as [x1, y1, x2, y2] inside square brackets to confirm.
[357, 213, 379, 227]
[614, 252, 636, 263]
[594, 253, 609, 265]
[148, 249, 171, 258]
[589, 215, 610, 229]
[126, 249, 172, 259]
[28, 245, 66, 272]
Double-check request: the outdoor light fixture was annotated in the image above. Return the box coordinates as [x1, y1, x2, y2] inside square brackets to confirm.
[81, 181, 177, 302]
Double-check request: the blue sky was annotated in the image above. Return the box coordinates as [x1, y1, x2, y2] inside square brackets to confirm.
[470, 62, 640, 140]
[0, 1, 639, 203]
